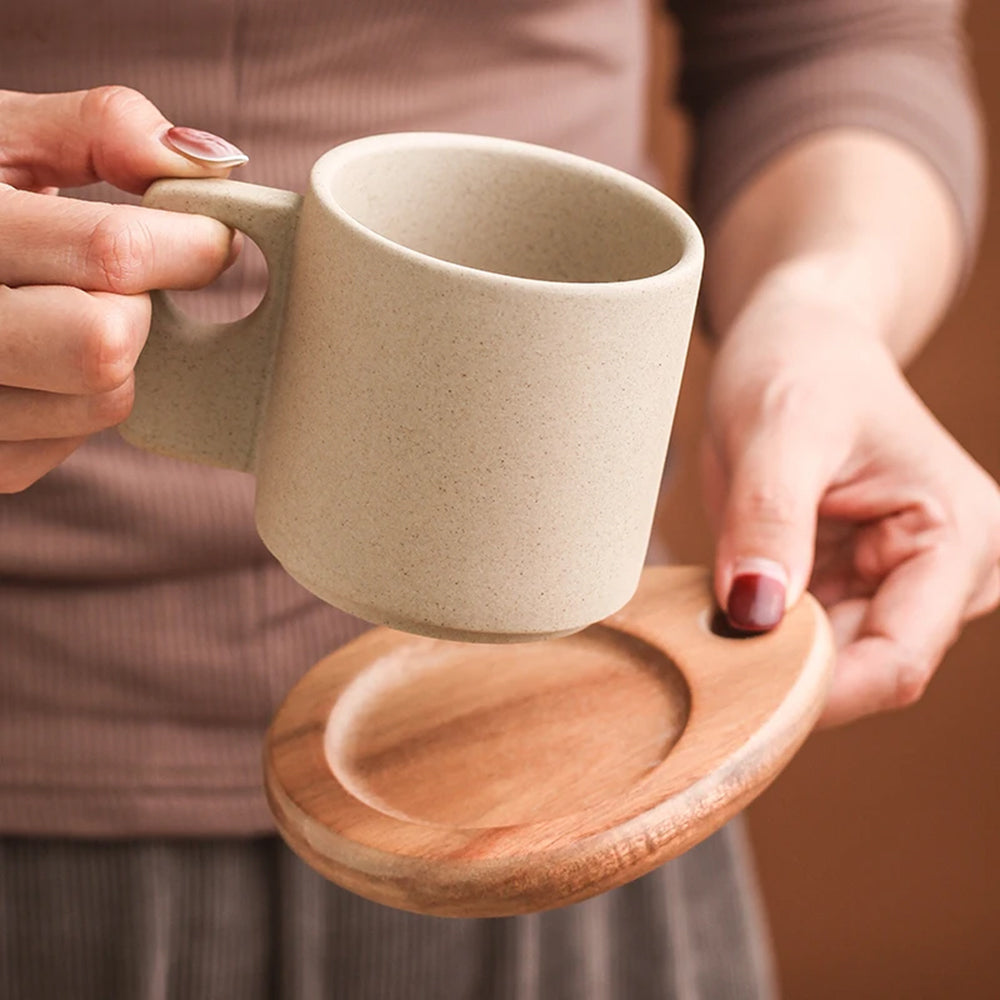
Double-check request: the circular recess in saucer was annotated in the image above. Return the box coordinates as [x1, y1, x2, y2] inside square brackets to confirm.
[325, 625, 690, 829]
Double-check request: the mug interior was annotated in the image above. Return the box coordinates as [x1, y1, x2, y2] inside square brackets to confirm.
[324, 139, 688, 283]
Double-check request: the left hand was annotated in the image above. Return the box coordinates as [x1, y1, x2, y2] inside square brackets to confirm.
[702, 295, 1000, 727]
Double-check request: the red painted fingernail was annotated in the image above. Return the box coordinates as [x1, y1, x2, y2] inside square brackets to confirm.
[164, 126, 249, 167]
[726, 559, 787, 633]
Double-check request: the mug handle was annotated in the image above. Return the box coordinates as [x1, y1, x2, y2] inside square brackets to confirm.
[119, 178, 304, 473]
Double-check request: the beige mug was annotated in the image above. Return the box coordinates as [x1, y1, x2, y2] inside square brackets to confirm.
[121, 132, 703, 641]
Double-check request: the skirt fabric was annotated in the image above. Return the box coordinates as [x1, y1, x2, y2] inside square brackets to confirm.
[0, 820, 775, 1000]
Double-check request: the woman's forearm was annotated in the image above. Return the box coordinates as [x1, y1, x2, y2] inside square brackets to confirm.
[703, 128, 964, 366]
[693, 124, 1000, 727]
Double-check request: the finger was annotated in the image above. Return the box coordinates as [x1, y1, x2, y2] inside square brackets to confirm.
[0, 436, 87, 493]
[808, 520, 870, 607]
[713, 421, 831, 632]
[0, 286, 150, 394]
[0, 87, 247, 194]
[824, 597, 870, 652]
[699, 436, 726, 534]
[818, 545, 970, 727]
[851, 492, 1000, 618]
[0, 376, 135, 441]
[0, 188, 236, 292]
[967, 563, 1000, 618]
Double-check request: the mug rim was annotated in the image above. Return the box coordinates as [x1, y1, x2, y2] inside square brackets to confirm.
[308, 131, 703, 292]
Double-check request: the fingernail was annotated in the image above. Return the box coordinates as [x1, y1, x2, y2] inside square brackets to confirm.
[164, 126, 249, 168]
[726, 558, 787, 633]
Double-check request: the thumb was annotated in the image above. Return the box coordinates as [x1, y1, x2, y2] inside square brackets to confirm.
[0, 86, 248, 194]
[713, 422, 828, 633]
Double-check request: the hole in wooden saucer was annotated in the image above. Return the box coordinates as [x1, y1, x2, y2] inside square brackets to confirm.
[703, 607, 765, 640]
[324, 625, 691, 829]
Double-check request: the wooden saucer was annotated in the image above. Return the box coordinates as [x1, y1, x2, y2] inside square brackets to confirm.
[264, 566, 833, 917]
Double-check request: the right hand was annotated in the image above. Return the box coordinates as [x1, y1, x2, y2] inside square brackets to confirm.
[701, 295, 1000, 727]
[0, 86, 246, 492]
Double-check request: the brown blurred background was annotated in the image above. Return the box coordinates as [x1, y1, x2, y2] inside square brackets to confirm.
[650, 2, 1000, 997]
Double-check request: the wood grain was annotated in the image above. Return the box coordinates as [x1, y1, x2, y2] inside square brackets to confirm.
[264, 566, 833, 917]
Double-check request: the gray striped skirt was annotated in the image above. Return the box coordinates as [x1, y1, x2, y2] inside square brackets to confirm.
[0, 819, 775, 1000]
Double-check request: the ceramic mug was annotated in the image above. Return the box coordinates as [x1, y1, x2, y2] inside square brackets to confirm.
[121, 132, 703, 641]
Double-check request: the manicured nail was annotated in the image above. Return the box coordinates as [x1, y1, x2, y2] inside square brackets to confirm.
[726, 558, 787, 633]
[164, 126, 249, 167]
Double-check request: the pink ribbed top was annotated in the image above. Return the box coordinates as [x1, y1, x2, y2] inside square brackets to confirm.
[0, 0, 983, 835]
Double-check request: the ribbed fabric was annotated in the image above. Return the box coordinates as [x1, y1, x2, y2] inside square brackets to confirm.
[0, 0, 982, 841]
[0, 0, 655, 839]
[0, 822, 776, 1000]
[668, 0, 985, 249]
[0, 3, 981, 996]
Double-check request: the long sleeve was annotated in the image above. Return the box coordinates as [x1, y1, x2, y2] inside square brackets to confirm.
[666, 0, 986, 258]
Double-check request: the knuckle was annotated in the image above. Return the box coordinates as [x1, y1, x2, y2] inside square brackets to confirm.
[79, 298, 142, 392]
[984, 487, 1000, 555]
[82, 85, 148, 128]
[90, 376, 136, 428]
[737, 484, 800, 530]
[759, 376, 810, 425]
[86, 211, 154, 294]
[891, 656, 934, 710]
[192, 225, 232, 277]
[851, 539, 884, 584]
[981, 582, 1000, 617]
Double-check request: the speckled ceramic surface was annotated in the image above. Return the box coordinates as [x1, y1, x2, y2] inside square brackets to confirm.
[122, 133, 704, 641]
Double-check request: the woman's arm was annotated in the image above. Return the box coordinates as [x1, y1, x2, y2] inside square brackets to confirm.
[667, 0, 984, 271]
[667, 0, 982, 357]
[705, 128, 961, 365]
[667, 0, 999, 724]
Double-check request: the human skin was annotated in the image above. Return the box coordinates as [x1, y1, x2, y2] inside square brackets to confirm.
[0, 86, 241, 491]
[703, 129, 1000, 726]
